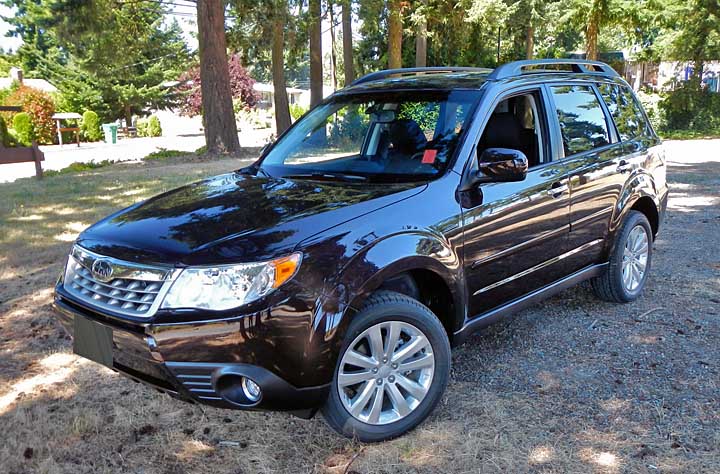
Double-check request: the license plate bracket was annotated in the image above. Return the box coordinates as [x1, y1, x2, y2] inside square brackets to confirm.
[73, 315, 113, 368]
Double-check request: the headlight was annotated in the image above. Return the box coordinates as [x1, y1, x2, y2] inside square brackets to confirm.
[161, 253, 302, 311]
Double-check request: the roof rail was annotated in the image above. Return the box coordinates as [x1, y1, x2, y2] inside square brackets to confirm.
[351, 67, 492, 86]
[487, 59, 619, 80]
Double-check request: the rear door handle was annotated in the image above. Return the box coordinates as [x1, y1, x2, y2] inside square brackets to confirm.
[547, 183, 569, 197]
[617, 160, 632, 173]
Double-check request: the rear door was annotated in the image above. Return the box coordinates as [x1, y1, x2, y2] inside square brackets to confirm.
[546, 83, 627, 272]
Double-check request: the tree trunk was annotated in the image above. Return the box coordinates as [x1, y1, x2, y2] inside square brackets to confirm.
[342, 1, 355, 85]
[585, 2, 601, 61]
[526, 25, 534, 59]
[272, 17, 291, 135]
[309, 0, 323, 107]
[329, 1, 338, 90]
[415, 7, 427, 67]
[388, 0, 402, 69]
[196, 0, 239, 153]
[124, 104, 132, 129]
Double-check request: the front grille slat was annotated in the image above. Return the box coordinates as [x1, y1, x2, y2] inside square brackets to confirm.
[63, 248, 174, 318]
[71, 278, 160, 304]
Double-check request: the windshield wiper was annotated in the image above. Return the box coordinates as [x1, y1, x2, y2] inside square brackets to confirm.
[282, 172, 368, 182]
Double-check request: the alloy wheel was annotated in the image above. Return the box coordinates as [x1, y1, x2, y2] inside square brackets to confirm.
[622, 225, 649, 292]
[337, 321, 435, 425]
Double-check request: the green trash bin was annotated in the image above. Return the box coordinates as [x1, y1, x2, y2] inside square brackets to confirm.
[102, 123, 118, 144]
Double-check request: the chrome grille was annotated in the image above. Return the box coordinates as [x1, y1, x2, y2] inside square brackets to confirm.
[63, 246, 176, 318]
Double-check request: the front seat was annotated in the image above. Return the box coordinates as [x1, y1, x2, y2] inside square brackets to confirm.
[478, 112, 536, 166]
[389, 119, 428, 159]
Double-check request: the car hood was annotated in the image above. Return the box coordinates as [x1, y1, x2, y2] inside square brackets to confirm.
[77, 172, 425, 265]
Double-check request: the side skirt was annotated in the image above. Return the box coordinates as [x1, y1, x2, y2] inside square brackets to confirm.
[453, 263, 608, 346]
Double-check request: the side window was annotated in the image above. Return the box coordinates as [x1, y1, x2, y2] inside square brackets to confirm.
[598, 83, 648, 141]
[550, 85, 610, 156]
[477, 91, 546, 167]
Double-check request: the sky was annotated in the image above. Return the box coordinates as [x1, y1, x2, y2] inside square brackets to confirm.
[0, 5, 22, 52]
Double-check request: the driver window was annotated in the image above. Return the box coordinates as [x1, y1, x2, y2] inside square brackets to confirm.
[477, 92, 546, 167]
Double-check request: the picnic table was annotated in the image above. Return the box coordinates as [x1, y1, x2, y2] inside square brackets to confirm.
[52, 112, 82, 147]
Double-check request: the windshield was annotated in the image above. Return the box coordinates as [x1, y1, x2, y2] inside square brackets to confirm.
[259, 90, 481, 183]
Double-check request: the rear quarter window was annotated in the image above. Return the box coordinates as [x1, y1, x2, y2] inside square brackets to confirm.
[549, 85, 610, 156]
[598, 83, 650, 141]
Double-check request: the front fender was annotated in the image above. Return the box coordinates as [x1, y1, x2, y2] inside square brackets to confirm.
[302, 231, 465, 381]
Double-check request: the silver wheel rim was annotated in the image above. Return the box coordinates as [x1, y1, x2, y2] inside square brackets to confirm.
[622, 225, 649, 292]
[337, 321, 435, 425]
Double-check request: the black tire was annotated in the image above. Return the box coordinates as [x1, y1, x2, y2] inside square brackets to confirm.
[592, 210, 653, 303]
[321, 290, 451, 442]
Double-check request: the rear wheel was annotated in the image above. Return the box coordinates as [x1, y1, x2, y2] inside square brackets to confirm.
[321, 291, 451, 442]
[592, 210, 653, 303]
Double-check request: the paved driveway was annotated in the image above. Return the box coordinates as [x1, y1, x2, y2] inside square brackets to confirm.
[0, 129, 271, 183]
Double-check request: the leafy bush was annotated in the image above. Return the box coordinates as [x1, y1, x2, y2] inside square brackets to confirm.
[13, 112, 33, 146]
[136, 116, 161, 137]
[136, 118, 148, 137]
[178, 54, 259, 117]
[2, 85, 56, 144]
[289, 104, 308, 122]
[147, 115, 162, 137]
[0, 116, 16, 147]
[658, 83, 720, 134]
[80, 110, 102, 141]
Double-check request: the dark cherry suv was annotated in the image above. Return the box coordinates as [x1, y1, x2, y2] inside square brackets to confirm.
[54, 60, 667, 441]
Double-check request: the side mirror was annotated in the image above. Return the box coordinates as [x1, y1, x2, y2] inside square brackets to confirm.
[458, 148, 528, 192]
[477, 148, 528, 183]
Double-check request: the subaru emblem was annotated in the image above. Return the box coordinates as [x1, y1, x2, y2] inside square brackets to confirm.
[91, 259, 114, 282]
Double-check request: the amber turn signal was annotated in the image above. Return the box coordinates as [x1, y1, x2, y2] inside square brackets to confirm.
[271, 253, 302, 288]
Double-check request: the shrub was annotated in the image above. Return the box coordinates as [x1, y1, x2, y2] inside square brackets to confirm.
[178, 54, 259, 117]
[147, 115, 162, 137]
[2, 85, 56, 144]
[0, 116, 16, 147]
[136, 118, 149, 137]
[13, 112, 33, 146]
[658, 83, 720, 134]
[289, 104, 308, 122]
[81, 110, 103, 141]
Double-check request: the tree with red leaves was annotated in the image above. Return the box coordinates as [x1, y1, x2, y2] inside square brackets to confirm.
[177, 54, 259, 119]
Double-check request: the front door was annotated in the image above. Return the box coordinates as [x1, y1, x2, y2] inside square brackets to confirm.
[461, 88, 571, 317]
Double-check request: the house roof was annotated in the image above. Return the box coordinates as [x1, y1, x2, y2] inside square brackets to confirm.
[0, 78, 58, 93]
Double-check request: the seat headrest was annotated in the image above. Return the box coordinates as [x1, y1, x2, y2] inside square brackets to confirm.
[390, 119, 427, 153]
[481, 113, 522, 149]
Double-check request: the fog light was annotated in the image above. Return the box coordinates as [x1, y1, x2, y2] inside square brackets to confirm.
[241, 377, 261, 402]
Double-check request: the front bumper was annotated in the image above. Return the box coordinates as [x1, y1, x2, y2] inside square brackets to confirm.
[53, 290, 329, 416]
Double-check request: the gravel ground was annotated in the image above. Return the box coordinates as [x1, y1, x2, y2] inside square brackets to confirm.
[0, 140, 718, 473]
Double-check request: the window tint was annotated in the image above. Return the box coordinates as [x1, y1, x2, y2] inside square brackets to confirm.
[598, 83, 648, 141]
[550, 85, 610, 156]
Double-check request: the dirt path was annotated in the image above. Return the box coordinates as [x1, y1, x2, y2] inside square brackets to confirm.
[0, 141, 718, 473]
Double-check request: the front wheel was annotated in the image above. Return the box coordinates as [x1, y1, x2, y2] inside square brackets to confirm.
[321, 291, 451, 442]
[592, 210, 653, 303]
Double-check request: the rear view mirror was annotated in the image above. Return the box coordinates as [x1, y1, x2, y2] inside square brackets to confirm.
[476, 148, 528, 183]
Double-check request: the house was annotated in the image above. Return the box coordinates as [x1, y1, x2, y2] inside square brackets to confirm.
[252, 82, 334, 110]
[0, 67, 58, 93]
[253, 83, 307, 110]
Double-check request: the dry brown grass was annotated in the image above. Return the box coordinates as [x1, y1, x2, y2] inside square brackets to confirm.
[1, 144, 719, 473]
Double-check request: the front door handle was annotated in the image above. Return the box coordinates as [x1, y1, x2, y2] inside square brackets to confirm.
[617, 160, 632, 173]
[547, 182, 569, 197]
